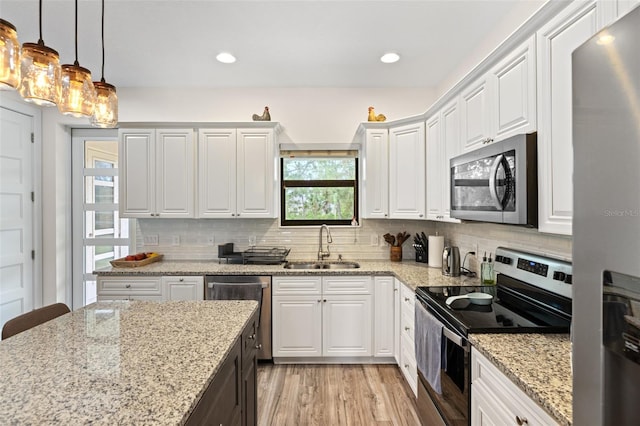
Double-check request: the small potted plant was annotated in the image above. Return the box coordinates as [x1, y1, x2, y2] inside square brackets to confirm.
[383, 232, 410, 262]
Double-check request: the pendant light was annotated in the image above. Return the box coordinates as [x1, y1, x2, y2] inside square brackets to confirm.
[0, 19, 20, 90]
[91, 0, 117, 128]
[18, 0, 61, 106]
[59, 0, 95, 117]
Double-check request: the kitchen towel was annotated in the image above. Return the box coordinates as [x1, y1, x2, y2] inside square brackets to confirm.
[428, 235, 444, 267]
[415, 300, 444, 394]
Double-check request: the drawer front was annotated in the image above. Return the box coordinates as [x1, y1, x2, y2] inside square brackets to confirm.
[401, 307, 416, 345]
[97, 277, 162, 296]
[471, 349, 558, 425]
[322, 276, 372, 295]
[272, 276, 322, 295]
[400, 334, 418, 396]
[400, 283, 415, 317]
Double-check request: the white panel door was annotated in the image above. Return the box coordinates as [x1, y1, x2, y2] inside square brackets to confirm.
[491, 35, 537, 141]
[236, 128, 275, 218]
[461, 76, 493, 152]
[272, 295, 322, 357]
[197, 129, 237, 218]
[155, 129, 195, 218]
[537, 0, 615, 234]
[441, 98, 461, 221]
[362, 128, 389, 218]
[425, 113, 442, 220]
[323, 294, 372, 357]
[0, 107, 34, 331]
[389, 122, 425, 219]
[119, 130, 155, 218]
[374, 276, 395, 357]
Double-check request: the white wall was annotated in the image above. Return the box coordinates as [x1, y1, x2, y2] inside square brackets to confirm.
[435, 0, 547, 99]
[118, 87, 436, 142]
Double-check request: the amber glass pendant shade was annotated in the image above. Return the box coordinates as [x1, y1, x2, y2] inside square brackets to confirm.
[0, 19, 20, 90]
[59, 63, 95, 117]
[91, 80, 117, 127]
[18, 41, 61, 106]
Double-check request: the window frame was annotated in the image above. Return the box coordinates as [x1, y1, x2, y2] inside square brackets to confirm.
[280, 157, 359, 227]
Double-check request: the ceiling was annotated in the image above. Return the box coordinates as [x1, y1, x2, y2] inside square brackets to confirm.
[1, 1, 535, 89]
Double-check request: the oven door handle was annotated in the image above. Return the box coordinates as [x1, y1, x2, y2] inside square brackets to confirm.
[443, 327, 468, 351]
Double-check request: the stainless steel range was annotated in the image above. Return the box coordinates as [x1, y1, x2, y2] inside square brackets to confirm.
[414, 247, 572, 425]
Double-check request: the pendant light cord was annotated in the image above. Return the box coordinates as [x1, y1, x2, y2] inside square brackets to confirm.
[101, 0, 105, 82]
[74, 0, 79, 66]
[38, 0, 43, 43]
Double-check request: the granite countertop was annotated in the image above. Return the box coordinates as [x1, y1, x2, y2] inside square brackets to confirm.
[95, 259, 480, 291]
[0, 300, 258, 425]
[469, 333, 572, 426]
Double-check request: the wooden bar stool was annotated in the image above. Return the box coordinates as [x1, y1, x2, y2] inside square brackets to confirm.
[2, 303, 71, 340]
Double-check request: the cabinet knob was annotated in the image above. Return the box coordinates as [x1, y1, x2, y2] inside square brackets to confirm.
[231, 213, 235, 217]
[179, 278, 184, 282]
[405, 326, 410, 332]
[404, 297, 410, 302]
[384, 214, 388, 217]
[237, 213, 240, 217]
[404, 364, 409, 369]
[515, 416, 528, 425]
[419, 214, 424, 218]
[317, 299, 322, 303]
[125, 284, 131, 288]
[255, 344, 262, 350]
[323, 299, 327, 303]
[248, 334, 256, 340]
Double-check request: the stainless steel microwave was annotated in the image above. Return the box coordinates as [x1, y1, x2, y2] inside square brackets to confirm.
[449, 133, 537, 226]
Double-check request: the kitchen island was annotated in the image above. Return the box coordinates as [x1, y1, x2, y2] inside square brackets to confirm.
[0, 300, 258, 425]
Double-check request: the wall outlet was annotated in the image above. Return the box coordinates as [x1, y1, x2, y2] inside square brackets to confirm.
[207, 235, 215, 246]
[370, 234, 379, 246]
[172, 235, 181, 246]
[143, 235, 159, 246]
[249, 235, 257, 246]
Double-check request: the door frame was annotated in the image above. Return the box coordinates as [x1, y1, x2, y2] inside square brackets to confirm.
[0, 93, 43, 311]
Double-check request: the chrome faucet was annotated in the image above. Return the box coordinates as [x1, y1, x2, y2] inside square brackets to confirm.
[318, 224, 333, 261]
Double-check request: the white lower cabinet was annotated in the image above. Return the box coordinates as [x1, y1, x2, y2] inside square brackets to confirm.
[374, 276, 396, 358]
[97, 275, 204, 301]
[399, 281, 417, 396]
[163, 276, 204, 301]
[471, 348, 558, 426]
[272, 276, 373, 359]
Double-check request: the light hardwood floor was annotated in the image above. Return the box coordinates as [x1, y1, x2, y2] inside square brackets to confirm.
[257, 363, 421, 426]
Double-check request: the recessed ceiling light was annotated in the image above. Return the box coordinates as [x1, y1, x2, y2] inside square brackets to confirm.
[216, 52, 236, 64]
[380, 53, 400, 64]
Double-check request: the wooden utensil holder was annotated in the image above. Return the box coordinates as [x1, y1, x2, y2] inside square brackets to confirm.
[390, 246, 402, 262]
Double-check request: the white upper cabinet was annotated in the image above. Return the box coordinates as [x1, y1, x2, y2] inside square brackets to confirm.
[461, 75, 493, 153]
[361, 128, 389, 219]
[426, 98, 462, 222]
[536, 0, 616, 235]
[197, 127, 276, 219]
[389, 121, 426, 219]
[616, 0, 640, 17]
[490, 34, 537, 142]
[461, 35, 537, 153]
[120, 129, 195, 218]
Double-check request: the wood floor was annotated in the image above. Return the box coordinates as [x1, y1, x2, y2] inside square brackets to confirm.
[257, 363, 421, 426]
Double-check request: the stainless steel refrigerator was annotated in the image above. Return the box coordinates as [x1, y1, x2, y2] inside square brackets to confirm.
[573, 5, 640, 425]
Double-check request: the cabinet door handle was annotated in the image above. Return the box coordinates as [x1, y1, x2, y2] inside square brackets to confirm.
[515, 416, 528, 425]
[404, 297, 410, 302]
[405, 326, 411, 332]
[125, 284, 131, 288]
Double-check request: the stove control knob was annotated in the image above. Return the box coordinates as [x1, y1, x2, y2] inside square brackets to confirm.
[553, 271, 567, 281]
[495, 255, 504, 263]
[499, 256, 512, 265]
[565, 274, 573, 284]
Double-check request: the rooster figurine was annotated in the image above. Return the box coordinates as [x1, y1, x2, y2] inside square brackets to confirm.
[252, 106, 271, 121]
[367, 106, 386, 122]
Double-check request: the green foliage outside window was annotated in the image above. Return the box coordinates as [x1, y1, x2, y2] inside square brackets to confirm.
[281, 158, 358, 226]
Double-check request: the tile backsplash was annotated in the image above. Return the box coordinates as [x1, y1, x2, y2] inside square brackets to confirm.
[136, 218, 572, 272]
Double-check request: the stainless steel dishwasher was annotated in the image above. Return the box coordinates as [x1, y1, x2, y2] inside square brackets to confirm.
[205, 275, 271, 360]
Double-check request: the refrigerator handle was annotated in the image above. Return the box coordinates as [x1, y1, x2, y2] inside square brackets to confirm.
[489, 154, 505, 211]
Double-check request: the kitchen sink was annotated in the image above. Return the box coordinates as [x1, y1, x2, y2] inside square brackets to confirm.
[283, 261, 360, 270]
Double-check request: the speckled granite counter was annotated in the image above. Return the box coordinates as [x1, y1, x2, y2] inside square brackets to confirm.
[95, 259, 479, 290]
[469, 333, 572, 426]
[0, 300, 258, 425]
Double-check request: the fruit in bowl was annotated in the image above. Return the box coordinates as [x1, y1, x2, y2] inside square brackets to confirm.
[124, 252, 151, 261]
